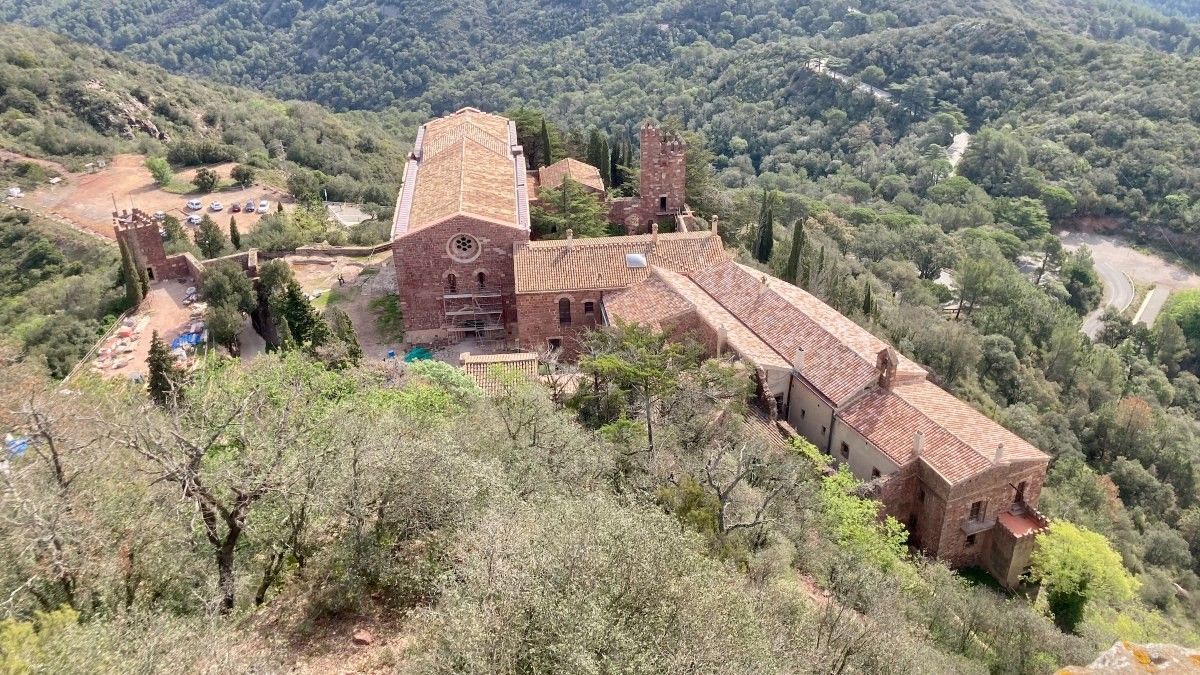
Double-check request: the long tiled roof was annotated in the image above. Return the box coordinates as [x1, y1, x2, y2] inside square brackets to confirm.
[837, 380, 1048, 485]
[536, 158, 605, 195]
[605, 268, 791, 372]
[513, 231, 729, 294]
[688, 261, 925, 406]
[392, 108, 530, 238]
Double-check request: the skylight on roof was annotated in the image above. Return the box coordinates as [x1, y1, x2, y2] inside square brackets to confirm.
[625, 253, 647, 268]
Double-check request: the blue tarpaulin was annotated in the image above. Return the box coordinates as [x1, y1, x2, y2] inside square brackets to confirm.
[403, 347, 433, 362]
[5, 435, 29, 457]
[171, 333, 203, 350]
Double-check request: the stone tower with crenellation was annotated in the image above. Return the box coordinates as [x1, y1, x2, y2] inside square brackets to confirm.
[638, 123, 686, 223]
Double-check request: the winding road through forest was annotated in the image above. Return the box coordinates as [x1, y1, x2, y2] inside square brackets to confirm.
[1060, 231, 1200, 338]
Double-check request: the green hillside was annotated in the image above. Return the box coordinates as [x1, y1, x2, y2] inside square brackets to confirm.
[0, 24, 414, 207]
[1, 2, 1198, 252]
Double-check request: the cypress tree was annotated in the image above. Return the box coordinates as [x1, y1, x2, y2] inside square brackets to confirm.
[586, 129, 605, 171]
[754, 189, 775, 264]
[598, 134, 612, 189]
[229, 216, 241, 250]
[539, 117, 553, 168]
[609, 135, 622, 189]
[783, 219, 805, 282]
[862, 282, 874, 317]
[146, 330, 179, 407]
[118, 239, 143, 307]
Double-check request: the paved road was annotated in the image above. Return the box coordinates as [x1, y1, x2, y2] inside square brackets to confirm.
[1081, 260, 1135, 338]
[1134, 287, 1170, 327]
[1062, 231, 1200, 338]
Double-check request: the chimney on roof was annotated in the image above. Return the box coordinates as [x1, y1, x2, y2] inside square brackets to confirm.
[913, 430, 924, 457]
[566, 229, 574, 251]
[793, 347, 805, 372]
[459, 352, 471, 365]
[876, 347, 898, 389]
[716, 324, 727, 354]
[994, 443, 1005, 465]
[651, 221, 659, 245]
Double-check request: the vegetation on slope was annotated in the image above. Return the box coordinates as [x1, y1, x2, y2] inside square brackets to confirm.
[0, 25, 413, 208]
[0, 209, 123, 378]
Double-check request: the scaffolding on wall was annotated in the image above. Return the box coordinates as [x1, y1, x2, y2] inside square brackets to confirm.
[443, 285, 506, 349]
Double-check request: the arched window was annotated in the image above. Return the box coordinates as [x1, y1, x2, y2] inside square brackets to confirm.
[558, 298, 572, 325]
[476, 271, 486, 289]
[446, 273, 457, 293]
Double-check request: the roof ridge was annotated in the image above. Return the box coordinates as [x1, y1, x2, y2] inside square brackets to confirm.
[896, 381, 1041, 464]
[733, 262, 899, 377]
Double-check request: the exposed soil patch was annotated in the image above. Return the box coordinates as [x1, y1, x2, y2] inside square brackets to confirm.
[12, 153, 294, 240]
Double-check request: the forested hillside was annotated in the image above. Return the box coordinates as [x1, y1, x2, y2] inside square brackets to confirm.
[0, 25, 413, 206]
[1132, 0, 1200, 21]
[1, 1, 1198, 250]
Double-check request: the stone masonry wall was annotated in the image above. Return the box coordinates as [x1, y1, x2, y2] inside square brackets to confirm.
[393, 216, 528, 344]
[929, 460, 1048, 568]
[515, 290, 604, 358]
[113, 209, 170, 281]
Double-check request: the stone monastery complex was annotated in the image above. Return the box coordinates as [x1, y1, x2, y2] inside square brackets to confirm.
[117, 107, 1053, 589]
[389, 108, 1052, 588]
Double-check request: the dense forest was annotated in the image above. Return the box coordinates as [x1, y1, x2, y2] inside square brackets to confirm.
[1, 1, 1197, 253]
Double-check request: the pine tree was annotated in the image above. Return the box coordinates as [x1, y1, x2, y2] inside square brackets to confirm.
[146, 330, 179, 407]
[229, 216, 241, 250]
[753, 189, 775, 264]
[784, 219, 805, 282]
[195, 215, 227, 259]
[118, 239, 143, 308]
[539, 117, 553, 168]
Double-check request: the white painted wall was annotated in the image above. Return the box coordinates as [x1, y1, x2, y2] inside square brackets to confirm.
[830, 418, 900, 481]
[786, 376, 834, 452]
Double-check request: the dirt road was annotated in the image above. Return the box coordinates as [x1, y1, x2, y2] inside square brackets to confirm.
[1060, 231, 1200, 336]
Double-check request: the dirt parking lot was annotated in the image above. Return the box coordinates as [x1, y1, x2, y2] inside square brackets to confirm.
[13, 153, 294, 240]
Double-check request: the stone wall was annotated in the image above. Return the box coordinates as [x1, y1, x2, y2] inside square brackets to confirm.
[515, 289, 604, 358]
[392, 216, 528, 345]
[638, 124, 686, 220]
[928, 460, 1048, 568]
[113, 209, 170, 281]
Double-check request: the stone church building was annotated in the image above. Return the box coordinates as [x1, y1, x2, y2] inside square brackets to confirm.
[387, 107, 1051, 588]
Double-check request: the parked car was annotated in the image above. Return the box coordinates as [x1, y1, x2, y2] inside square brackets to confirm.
[257, 200, 270, 214]
[185, 199, 202, 210]
[230, 203, 241, 213]
[244, 200, 256, 212]
[186, 214, 202, 225]
[210, 201, 223, 212]
[152, 211, 166, 221]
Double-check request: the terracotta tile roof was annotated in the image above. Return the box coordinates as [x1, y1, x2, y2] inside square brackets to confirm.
[838, 381, 1048, 485]
[688, 261, 925, 406]
[536, 158, 605, 195]
[460, 352, 540, 394]
[601, 272, 694, 330]
[513, 231, 728, 294]
[392, 108, 530, 238]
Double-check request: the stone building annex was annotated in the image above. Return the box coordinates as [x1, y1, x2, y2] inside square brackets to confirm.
[388, 107, 1052, 589]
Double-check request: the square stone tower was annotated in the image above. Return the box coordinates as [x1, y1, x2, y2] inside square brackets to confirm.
[113, 209, 168, 282]
[638, 123, 686, 220]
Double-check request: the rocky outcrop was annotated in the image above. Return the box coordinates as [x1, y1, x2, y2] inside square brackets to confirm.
[1058, 641, 1200, 674]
